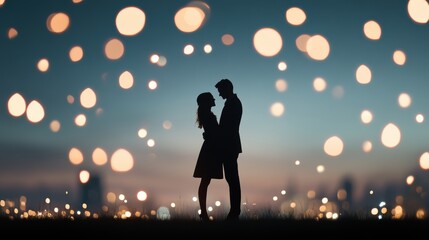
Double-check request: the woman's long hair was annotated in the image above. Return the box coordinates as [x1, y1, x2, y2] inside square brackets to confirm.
[196, 92, 214, 129]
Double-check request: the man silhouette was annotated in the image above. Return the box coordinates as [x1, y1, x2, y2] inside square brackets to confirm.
[215, 78, 242, 221]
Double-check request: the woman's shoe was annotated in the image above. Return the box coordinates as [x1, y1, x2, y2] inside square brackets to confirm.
[199, 213, 210, 222]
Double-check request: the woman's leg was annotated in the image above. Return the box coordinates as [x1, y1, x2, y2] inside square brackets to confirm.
[198, 177, 211, 221]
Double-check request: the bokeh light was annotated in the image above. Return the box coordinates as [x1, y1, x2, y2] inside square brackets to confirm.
[356, 64, 372, 84]
[8, 28, 18, 39]
[26, 100, 45, 123]
[313, 77, 327, 92]
[79, 170, 90, 184]
[407, 0, 429, 24]
[275, 79, 288, 92]
[119, 71, 134, 89]
[69, 46, 84, 62]
[104, 38, 125, 60]
[286, 7, 306, 26]
[69, 147, 84, 165]
[361, 110, 373, 124]
[7, 93, 26, 117]
[111, 148, 134, 172]
[138, 128, 148, 138]
[419, 152, 429, 170]
[363, 20, 382, 40]
[74, 114, 87, 127]
[37, 58, 49, 72]
[324, 136, 344, 157]
[116, 6, 146, 36]
[270, 102, 285, 117]
[80, 88, 97, 109]
[47, 12, 70, 34]
[137, 191, 148, 201]
[381, 123, 401, 148]
[174, 4, 208, 33]
[221, 34, 234, 46]
[306, 34, 330, 61]
[92, 147, 108, 166]
[398, 93, 412, 108]
[50, 120, 61, 132]
[253, 28, 283, 57]
[393, 50, 406, 65]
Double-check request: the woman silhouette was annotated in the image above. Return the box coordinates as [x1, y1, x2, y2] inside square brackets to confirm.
[193, 92, 223, 222]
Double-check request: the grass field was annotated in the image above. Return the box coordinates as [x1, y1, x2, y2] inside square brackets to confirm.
[1, 217, 427, 237]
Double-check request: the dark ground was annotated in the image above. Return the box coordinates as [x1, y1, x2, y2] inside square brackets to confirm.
[1, 217, 427, 237]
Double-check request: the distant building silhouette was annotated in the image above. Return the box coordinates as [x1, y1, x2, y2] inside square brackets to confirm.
[337, 176, 354, 217]
[79, 173, 103, 213]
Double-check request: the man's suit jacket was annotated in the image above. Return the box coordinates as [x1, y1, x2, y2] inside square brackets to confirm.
[219, 94, 242, 155]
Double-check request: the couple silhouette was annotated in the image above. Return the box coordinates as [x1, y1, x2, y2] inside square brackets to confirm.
[193, 79, 243, 222]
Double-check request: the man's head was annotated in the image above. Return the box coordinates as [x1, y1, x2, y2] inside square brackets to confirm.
[215, 79, 234, 99]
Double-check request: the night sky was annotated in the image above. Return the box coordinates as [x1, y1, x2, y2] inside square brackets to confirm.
[1, 0, 429, 212]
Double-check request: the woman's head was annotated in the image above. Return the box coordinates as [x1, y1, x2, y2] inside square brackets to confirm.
[197, 92, 215, 107]
[196, 92, 215, 128]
